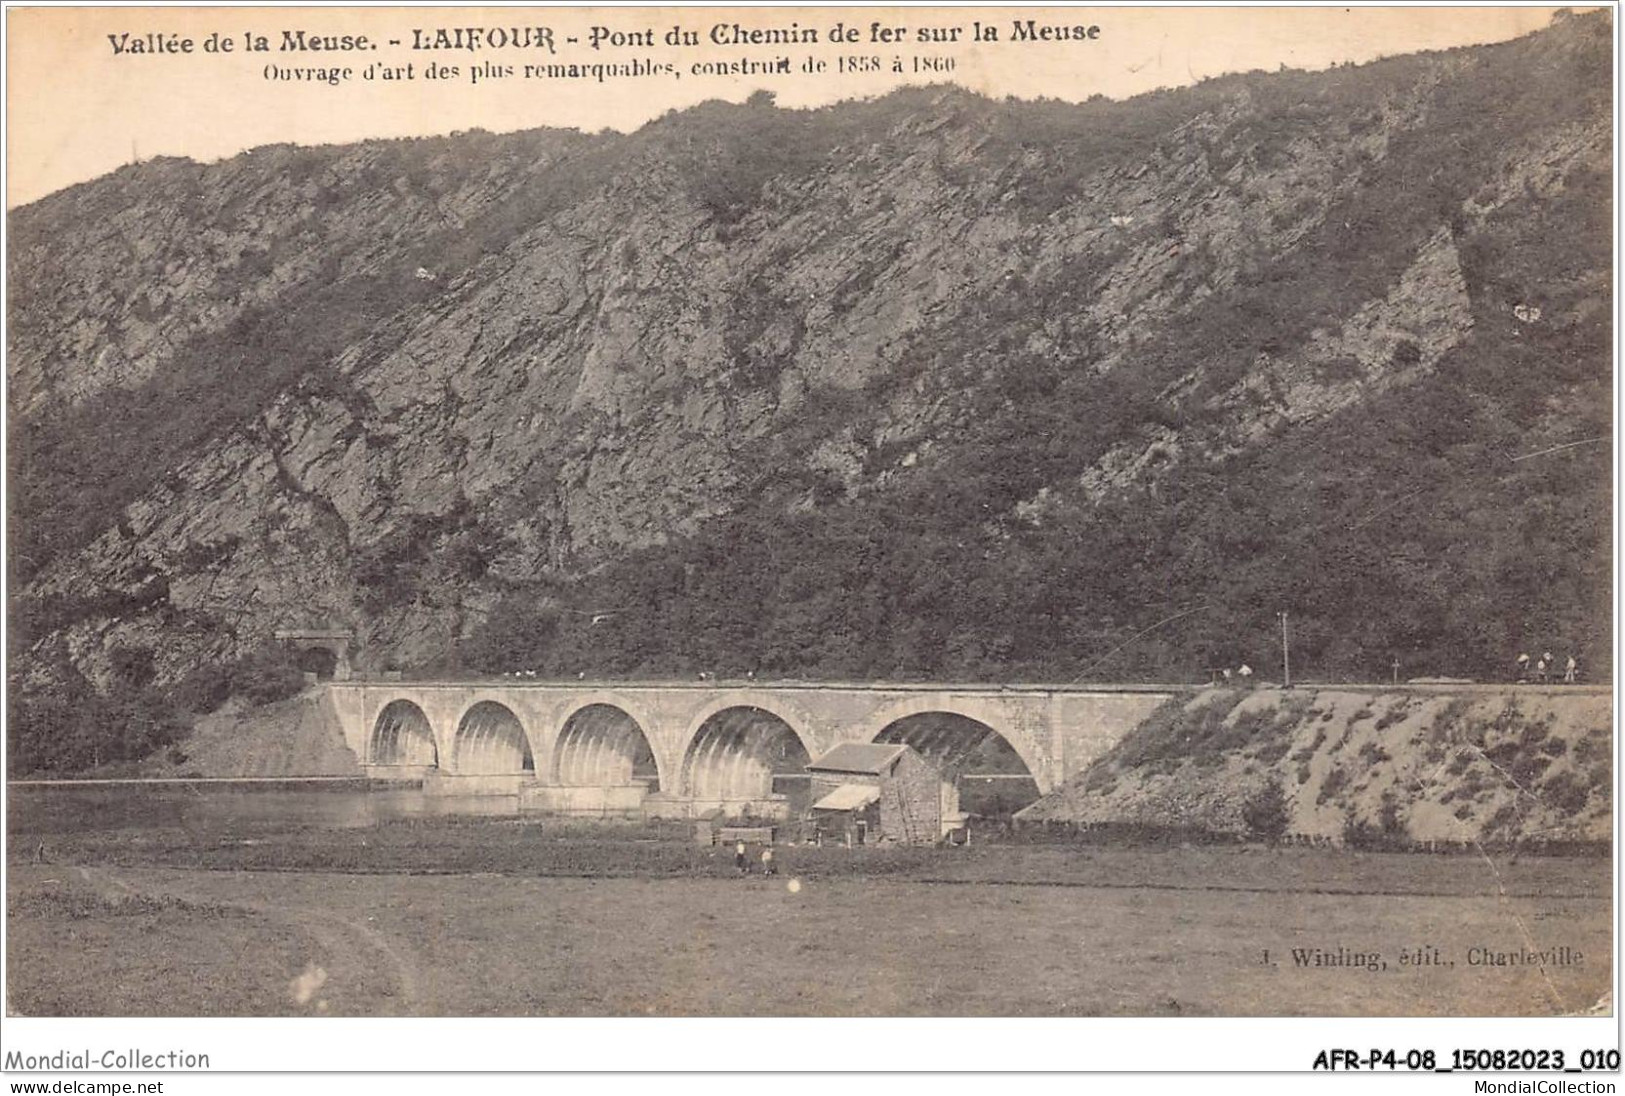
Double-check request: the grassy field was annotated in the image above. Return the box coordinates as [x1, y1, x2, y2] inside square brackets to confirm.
[7, 881, 324, 1016]
[6, 816, 1611, 1017]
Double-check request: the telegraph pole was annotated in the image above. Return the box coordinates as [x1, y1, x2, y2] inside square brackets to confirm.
[1278, 610, 1291, 688]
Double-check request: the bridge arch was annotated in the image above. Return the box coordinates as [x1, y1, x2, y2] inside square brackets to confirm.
[369, 699, 439, 767]
[679, 699, 815, 800]
[453, 700, 536, 775]
[864, 698, 1050, 797]
[552, 702, 663, 791]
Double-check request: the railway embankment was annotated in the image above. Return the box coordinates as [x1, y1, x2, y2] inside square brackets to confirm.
[140, 688, 361, 779]
[1020, 687, 1612, 845]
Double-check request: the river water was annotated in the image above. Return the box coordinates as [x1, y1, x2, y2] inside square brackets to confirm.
[8, 773, 1041, 838]
[6, 780, 515, 837]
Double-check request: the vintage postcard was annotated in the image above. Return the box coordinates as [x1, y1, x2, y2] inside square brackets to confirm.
[2, 1, 1616, 1078]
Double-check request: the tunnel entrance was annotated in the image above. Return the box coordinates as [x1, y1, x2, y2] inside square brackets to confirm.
[554, 705, 659, 788]
[454, 701, 535, 775]
[273, 628, 353, 680]
[370, 699, 438, 767]
[682, 706, 811, 814]
[295, 646, 338, 680]
[873, 713, 1040, 819]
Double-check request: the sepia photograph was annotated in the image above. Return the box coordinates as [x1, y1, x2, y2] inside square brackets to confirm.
[1, 0, 1617, 1074]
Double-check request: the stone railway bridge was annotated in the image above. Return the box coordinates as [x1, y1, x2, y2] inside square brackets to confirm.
[324, 681, 1177, 817]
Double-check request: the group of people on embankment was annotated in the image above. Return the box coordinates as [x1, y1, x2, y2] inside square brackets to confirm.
[1515, 651, 1579, 684]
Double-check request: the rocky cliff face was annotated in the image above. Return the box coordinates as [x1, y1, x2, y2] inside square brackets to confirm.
[7, 13, 1612, 770]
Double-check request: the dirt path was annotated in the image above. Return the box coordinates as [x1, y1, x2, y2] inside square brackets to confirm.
[69, 864, 423, 1014]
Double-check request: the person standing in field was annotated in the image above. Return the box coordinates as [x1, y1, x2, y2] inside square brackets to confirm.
[761, 847, 776, 876]
[735, 840, 748, 875]
[1565, 655, 1578, 684]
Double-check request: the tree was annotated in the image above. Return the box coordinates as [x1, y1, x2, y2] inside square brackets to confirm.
[1242, 779, 1291, 841]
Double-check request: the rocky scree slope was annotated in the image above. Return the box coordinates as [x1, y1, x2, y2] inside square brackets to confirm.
[7, 13, 1611, 773]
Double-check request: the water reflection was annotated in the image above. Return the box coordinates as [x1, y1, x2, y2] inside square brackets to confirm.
[7, 781, 514, 836]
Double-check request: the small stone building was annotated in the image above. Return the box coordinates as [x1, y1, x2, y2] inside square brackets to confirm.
[693, 808, 727, 846]
[805, 742, 952, 846]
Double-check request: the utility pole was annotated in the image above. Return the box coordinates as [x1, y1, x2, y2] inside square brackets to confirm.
[1278, 610, 1291, 689]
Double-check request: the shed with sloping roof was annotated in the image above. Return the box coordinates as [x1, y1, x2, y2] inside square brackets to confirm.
[805, 742, 945, 846]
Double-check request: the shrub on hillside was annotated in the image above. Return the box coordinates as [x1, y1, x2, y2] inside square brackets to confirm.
[1242, 780, 1291, 841]
[172, 643, 305, 715]
[230, 646, 307, 706]
[1378, 797, 1407, 842]
[1342, 806, 1408, 851]
[1540, 770, 1591, 815]
[1317, 765, 1349, 805]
